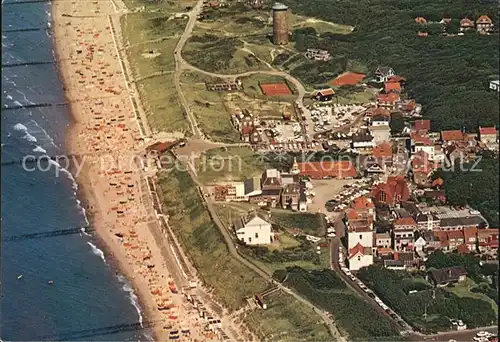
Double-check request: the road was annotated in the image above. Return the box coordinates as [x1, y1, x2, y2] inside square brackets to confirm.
[173, 0, 205, 139]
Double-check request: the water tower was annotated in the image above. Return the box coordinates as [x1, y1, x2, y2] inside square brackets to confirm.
[272, 2, 290, 45]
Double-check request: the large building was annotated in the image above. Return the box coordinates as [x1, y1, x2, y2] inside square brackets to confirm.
[272, 2, 289, 45]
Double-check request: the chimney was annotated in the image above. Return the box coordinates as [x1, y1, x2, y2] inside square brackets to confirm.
[448, 269, 452, 278]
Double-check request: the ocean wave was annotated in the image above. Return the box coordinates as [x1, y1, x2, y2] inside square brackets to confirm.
[48, 159, 78, 190]
[13, 123, 28, 131]
[87, 241, 106, 263]
[33, 145, 47, 153]
[6, 95, 13, 101]
[80, 227, 91, 237]
[16, 90, 36, 105]
[116, 275, 144, 327]
[76, 199, 90, 227]
[29, 120, 58, 148]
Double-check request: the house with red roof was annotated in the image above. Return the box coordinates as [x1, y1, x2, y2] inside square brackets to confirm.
[440, 130, 467, 144]
[478, 126, 497, 144]
[477, 228, 499, 254]
[384, 81, 401, 94]
[351, 196, 376, 221]
[447, 230, 465, 250]
[476, 15, 493, 34]
[463, 226, 478, 252]
[371, 176, 410, 206]
[412, 150, 433, 188]
[460, 18, 474, 32]
[372, 142, 393, 169]
[415, 17, 427, 24]
[348, 242, 374, 271]
[412, 119, 431, 135]
[376, 92, 400, 111]
[297, 161, 357, 179]
[411, 132, 436, 161]
[312, 88, 335, 102]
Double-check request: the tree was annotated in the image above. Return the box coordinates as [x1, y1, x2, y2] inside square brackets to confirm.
[295, 33, 306, 52]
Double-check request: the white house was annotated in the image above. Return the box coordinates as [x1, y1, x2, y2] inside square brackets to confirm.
[369, 125, 391, 144]
[234, 212, 273, 245]
[348, 242, 374, 271]
[414, 236, 427, 251]
[490, 80, 499, 92]
[375, 66, 396, 83]
[346, 221, 374, 271]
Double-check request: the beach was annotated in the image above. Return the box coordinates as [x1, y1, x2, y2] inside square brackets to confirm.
[51, 0, 211, 340]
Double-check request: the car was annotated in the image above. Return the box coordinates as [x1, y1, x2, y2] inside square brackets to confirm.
[478, 332, 491, 338]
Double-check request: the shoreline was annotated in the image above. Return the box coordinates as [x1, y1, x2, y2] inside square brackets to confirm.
[50, 0, 204, 340]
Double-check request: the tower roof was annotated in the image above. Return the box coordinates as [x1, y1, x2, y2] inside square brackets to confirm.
[272, 2, 288, 10]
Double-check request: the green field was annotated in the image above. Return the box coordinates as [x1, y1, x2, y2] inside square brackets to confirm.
[120, 2, 190, 134]
[136, 73, 190, 133]
[196, 147, 265, 184]
[243, 291, 331, 341]
[269, 209, 326, 237]
[122, 0, 194, 12]
[179, 71, 240, 142]
[449, 278, 498, 316]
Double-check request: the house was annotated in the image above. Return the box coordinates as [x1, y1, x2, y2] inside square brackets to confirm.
[477, 228, 499, 254]
[412, 119, 431, 135]
[412, 150, 432, 188]
[438, 216, 486, 231]
[312, 88, 335, 102]
[463, 226, 478, 252]
[414, 236, 427, 251]
[376, 92, 400, 111]
[393, 217, 416, 251]
[427, 266, 467, 287]
[281, 182, 301, 210]
[421, 190, 447, 204]
[233, 212, 273, 245]
[447, 230, 465, 250]
[459, 18, 474, 32]
[375, 232, 391, 249]
[348, 242, 374, 271]
[440, 17, 452, 25]
[351, 129, 374, 152]
[296, 160, 357, 179]
[375, 66, 396, 83]
[384, 81, 401, 94]
[490, 80, 500, 92]
[476, 15, 493, 34]
[305, 49, 331, 61]
[369, 125, 391, 144]
[394, 251, 417, 268]
[345, 211, 374, 271]
[415, 212, 440, 231]
[479, 126, 497, 144]
[249, 188, 282, 207]
[415, 17, 427, 24]
[372, 113, 391, 126]
[351, 196, 376, 221]
[261, 169, 282, 190]
[371, 176, 410, 206]
[441, 130, 467, 144]
[372, 142, 393, 169]
[422, 230, 441, 250]
[384, 259, 406, 270]
[243, 177, 262, 198]
[387, 75, 406, 92]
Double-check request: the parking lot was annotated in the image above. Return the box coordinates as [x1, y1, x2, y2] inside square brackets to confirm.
[307, 103, 366, 134]
[324, 178, 374, 213]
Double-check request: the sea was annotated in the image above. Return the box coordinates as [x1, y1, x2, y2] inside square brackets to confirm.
[1, 1, 152, 340]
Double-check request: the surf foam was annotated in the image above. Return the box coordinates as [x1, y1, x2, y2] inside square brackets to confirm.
[87, 241, 106, 263]
[116, 274, 144, 327]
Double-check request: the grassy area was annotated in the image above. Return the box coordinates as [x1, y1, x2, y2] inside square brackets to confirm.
[122, 0, 194, 12]
[334, 90, 375, 105]
[121, 13, 187, 46]
[449, 278, 498, 316]
[276, 267, 402, 340]
[292, 16, 354, 35]
[183, 34, 271, 74]
[243, 291, 331, 341]
[136, 73, 190, 133]
[126, 38, 179, 79]
[157, 166, 268, 311]
[180, 71, 240, 142]
[196, 147, 265, 184]
[120, 2, 190, 134]
[269, 209, 326, 237]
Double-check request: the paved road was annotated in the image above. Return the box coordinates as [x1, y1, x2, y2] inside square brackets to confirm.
[173, 0, 205, 139]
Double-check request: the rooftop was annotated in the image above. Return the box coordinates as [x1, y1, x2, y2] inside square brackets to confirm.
[272, 2, 288, 10]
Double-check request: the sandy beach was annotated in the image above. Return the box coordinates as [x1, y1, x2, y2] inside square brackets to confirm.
[51, 0, 218, 340]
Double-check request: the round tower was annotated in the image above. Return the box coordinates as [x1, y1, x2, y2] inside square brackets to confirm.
[272, 2, 289, 45]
